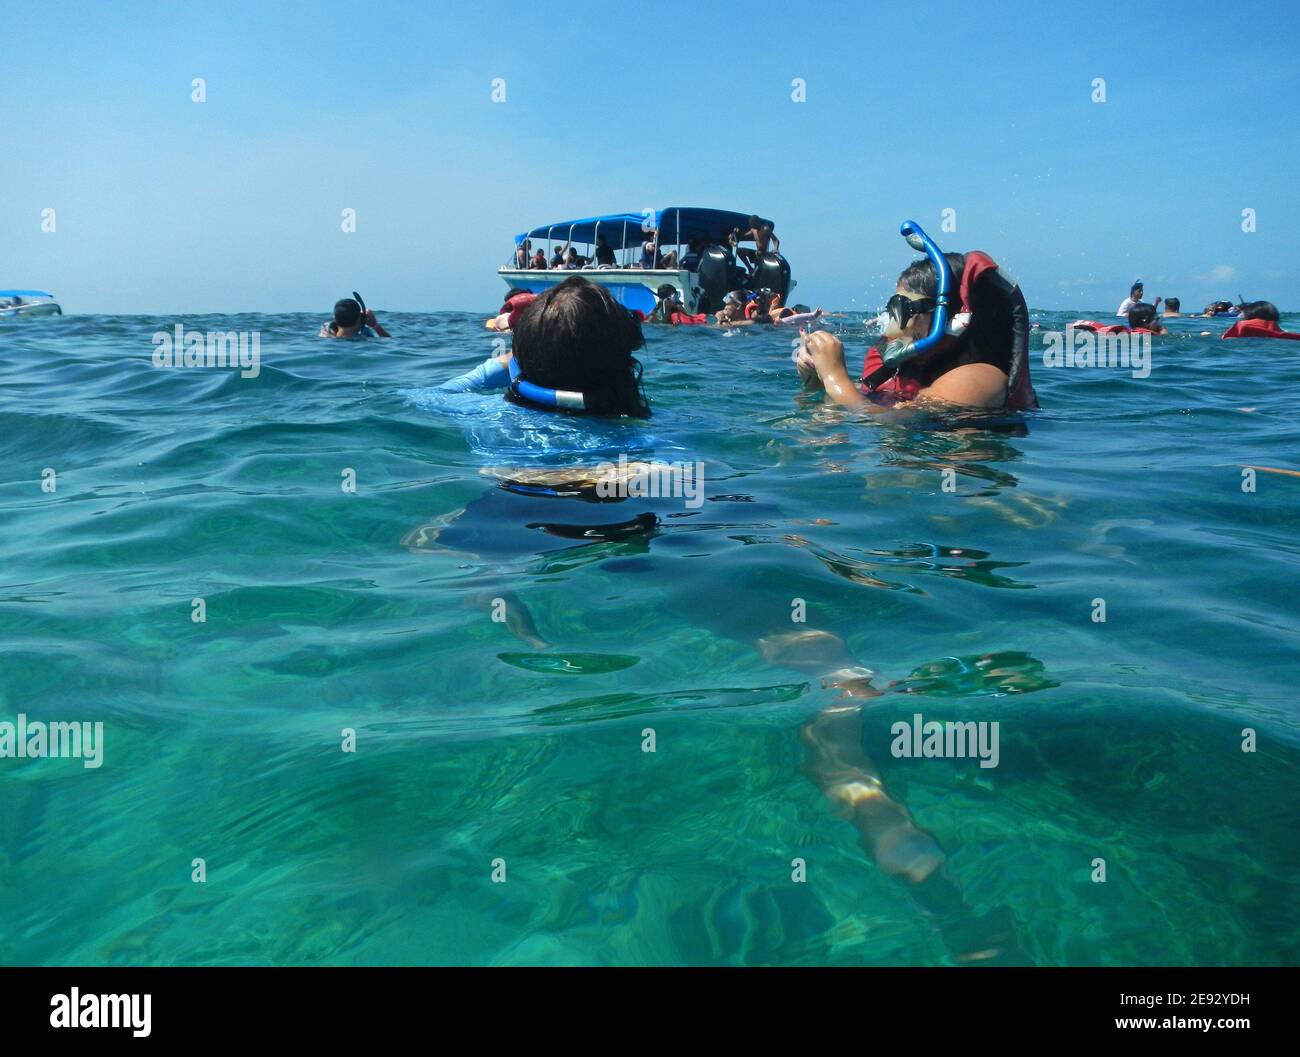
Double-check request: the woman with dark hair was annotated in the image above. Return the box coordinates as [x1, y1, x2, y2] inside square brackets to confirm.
[796, 249, 1038, 411]
[506, 277, 650, 416]
[435, 276, 650, 418]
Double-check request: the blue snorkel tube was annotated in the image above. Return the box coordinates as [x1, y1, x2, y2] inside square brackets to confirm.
[507, 355, 587, 412]
[863, 219, 954, 392]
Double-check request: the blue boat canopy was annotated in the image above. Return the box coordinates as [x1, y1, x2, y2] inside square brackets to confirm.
[514, 208, 774, 249]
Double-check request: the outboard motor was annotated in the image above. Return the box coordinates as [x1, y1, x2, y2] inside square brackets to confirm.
[695, 245, 731, 314]
[749, 253, 791, 301]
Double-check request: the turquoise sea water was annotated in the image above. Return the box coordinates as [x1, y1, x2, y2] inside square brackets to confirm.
[1, 309, 1297, 966]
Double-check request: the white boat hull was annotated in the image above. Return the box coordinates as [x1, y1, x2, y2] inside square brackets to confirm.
[0, 302, 62, 318]
[499, 268, 702, 315]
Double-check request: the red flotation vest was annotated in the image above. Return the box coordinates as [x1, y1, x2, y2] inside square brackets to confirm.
[862, 251, 1037, 410]
[1070, 320, 1127, 334]
[503, 292, 537, 329]
[1222, 318, 1300, 340]
[1072, 321, 1160, 336]
[670, 311, 708, 326]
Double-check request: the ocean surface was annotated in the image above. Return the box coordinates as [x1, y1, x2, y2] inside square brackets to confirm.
[1, 308, 1297, 966]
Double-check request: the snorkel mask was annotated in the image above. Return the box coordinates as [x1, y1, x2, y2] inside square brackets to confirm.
[863, 220, 954, 392]
[884, 293, 937, 330]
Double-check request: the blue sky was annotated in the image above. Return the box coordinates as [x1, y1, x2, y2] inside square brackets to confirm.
[4, 0, 1298, 314]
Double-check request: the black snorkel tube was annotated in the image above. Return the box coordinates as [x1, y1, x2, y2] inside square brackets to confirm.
[863, 219, 954, 392]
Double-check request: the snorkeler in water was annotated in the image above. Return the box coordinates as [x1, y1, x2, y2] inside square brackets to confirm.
[1221, 301, 1300, 340]
[796, 232, 1037, 411]
[714, 290, 749, 326]
[320, 294, 390, 339]
[415, 273, 1023, 961]
[1126, 302, 1168, 335]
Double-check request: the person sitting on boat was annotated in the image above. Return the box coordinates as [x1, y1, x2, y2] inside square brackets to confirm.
[737, 215, 779, 275]
[679, 237, 707, 273]
[550, 244, 567, 268]
[634, 240, 662, 269]
[562, 247, 589, 269]
[1221, 301, 1300, 340]
[593, 234, 617, 268]
[529, 248, 548, 269]
[515, 241, 531, 269]
[320, 297, 390, 339]
[796, 247, 1037, 411]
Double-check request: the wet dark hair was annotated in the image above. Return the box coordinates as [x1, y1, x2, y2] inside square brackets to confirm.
[333, 298, 362, 327]
[1131, 281, 1144, 297]
[1240, 300, 1280, 323]
[507, 276, 650, 418]
[1127, 302, 1157, 329]
[1165, 297, 1180, 311]
[897, 253, 968, 301]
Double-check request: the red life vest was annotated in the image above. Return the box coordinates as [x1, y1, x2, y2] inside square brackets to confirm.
[670, 311, 708, 326]
[861, 251, 1037, 410]
[503, 292, 538, 329]
[1069, 320, 1128, 334]
[1222, 318, 1300, 340]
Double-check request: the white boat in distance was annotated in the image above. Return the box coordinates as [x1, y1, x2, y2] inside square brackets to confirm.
[0, 290, 62, 317]
[498, 207, 793, 316]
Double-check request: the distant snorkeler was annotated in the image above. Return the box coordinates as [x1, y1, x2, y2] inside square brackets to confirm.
[1221, 301, 1300, 340]
[1116, 279, 1145, 316]
[319, 293, 390, 339]
[796, 229, 1038, 411]
[1126, 302, 1168, 334]
[1201, 299, 1239, 317]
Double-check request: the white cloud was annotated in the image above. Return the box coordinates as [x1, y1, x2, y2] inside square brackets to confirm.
[1195, 265, 1237, 283]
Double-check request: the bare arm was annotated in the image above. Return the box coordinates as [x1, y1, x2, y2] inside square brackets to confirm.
[798, 332, 1009, 412]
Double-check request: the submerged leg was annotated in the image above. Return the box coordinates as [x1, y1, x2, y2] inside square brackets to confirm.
[799, 701, 947, 884]
[761, 628, 1029, 963]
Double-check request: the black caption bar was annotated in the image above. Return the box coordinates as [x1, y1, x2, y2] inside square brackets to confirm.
[0, 966, 1290, 1044]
